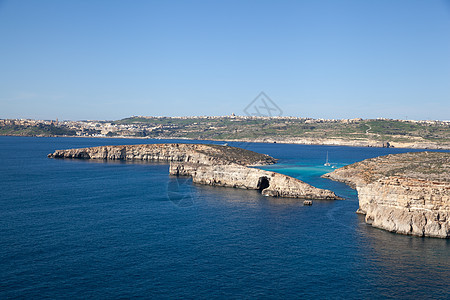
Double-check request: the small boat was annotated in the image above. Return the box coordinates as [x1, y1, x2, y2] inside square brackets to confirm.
[324, 151, 331, 166]
[303, 200, 313, 206]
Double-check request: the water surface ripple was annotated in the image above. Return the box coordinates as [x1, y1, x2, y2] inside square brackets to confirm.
[1, 137, 449, 299]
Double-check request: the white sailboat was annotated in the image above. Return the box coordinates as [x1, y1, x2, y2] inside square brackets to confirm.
[324, 151, 331, 166]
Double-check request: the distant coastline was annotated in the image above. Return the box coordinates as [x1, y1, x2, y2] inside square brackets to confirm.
[2, 116, 450, 150]
[3, 134, 450, 150]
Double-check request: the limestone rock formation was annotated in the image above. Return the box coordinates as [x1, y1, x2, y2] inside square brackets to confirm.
[48, 143, 276, 166]
[169, 163, 340, 200]
[49, 143, 341, 200]
[323, 152, 450, 238]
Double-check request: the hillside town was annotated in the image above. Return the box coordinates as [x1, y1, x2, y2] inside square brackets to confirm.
[1, 116, 450, 149]
[1, 116, 449, 138]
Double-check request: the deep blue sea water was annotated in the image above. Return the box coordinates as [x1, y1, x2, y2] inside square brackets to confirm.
[1, 136, 449, 299]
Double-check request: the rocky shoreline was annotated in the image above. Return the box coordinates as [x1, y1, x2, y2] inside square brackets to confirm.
[323, 152, 450, 238]
[4, 132, 448, 150]
[207, 137, 450, 150]
[48, 144, 341, 200]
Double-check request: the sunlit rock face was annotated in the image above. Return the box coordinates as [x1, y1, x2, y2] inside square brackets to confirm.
[48, 143, 277, 166]
[169, 163, 340, 200]
[324, 152, 450, 238]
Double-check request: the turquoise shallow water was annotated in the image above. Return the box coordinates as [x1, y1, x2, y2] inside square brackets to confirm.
[1, 137, 449, 299]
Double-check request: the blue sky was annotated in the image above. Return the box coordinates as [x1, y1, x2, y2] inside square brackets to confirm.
[1, 0, 449, 120]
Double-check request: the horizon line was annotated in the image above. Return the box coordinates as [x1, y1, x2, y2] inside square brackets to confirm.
[2, 115, 450, 123]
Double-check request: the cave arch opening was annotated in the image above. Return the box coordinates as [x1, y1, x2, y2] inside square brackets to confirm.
[257, 176, 270, 192]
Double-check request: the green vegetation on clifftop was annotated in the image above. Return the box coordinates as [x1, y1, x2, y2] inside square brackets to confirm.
[0, 124, 76, 137]
[2, 116, 449, 149]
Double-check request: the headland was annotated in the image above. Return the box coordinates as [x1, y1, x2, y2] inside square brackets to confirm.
[323, 152, 450, 238]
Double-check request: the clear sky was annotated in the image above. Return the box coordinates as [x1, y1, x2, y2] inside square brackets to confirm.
[1, 0, 449, 121]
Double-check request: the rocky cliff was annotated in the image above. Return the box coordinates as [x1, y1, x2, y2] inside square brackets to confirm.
[49, 143, 341, 200]
[170, 163, 339, 200]
[323, 152, 450, 238]
[227, 137, 450, 150]
[48, 143, 276, 166]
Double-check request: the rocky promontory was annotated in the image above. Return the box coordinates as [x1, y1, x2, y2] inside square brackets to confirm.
[47, 143, 276, 166]
[323, 152, 450, 238]
[170, 163, 338, 199]
[49, 144, 341, 200]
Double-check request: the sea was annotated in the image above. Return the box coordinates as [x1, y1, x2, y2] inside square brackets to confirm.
[1, 136, 449, 299]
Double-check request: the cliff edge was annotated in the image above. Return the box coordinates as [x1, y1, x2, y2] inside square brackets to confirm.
[49, 143, 341, 200]
[323, 152, 450, 238]
[48, 143, 276, 166]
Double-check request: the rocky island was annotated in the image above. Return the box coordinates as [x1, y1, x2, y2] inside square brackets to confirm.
[48, 144, 341, 200]
[323, 152, 450, 238]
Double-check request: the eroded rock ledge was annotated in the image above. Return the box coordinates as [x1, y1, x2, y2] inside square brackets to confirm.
[48, 143, 340, 200]
[48, 143, 276, 166]
[323, 152, 450, 238]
